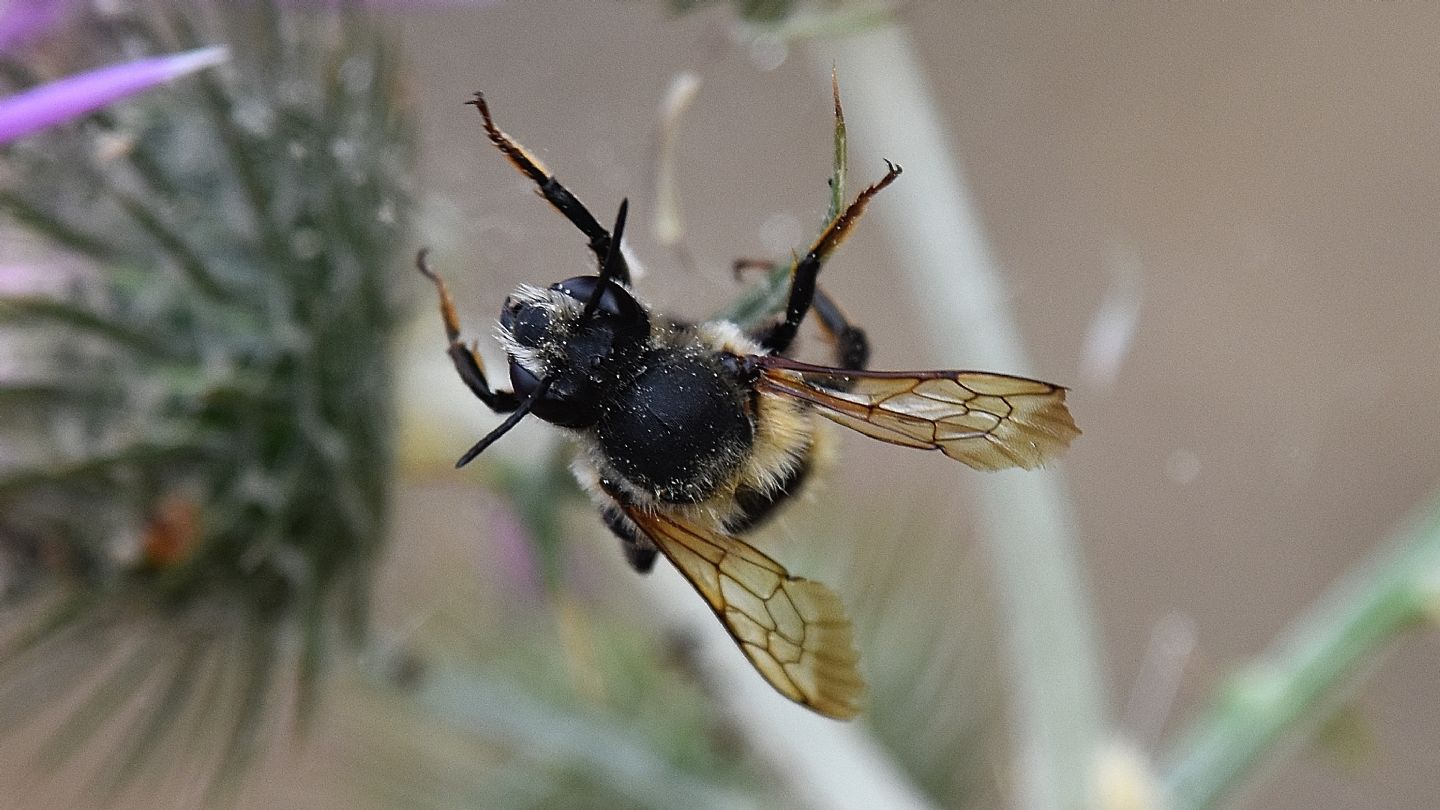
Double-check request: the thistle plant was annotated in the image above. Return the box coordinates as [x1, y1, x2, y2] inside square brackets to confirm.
[0, 1, 414, 794]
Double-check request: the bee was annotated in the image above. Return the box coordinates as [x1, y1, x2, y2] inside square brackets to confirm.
[418, 90, 1079, 719]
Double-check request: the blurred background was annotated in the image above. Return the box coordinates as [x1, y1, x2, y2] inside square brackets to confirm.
[2, 2, 1439, 809]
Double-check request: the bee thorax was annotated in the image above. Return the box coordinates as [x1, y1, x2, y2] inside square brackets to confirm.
[595, 351, 753, 504]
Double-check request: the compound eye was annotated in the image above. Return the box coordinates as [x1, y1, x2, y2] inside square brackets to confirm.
[500, 297, 551, 348]
[508, 357, 544, 400]
[507, 359, 600, 428]
[552, 276, 647, 333]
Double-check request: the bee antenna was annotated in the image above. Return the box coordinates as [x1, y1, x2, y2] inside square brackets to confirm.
[580, 198, 628, 323]
[453, 375, 553, 468]
[458, 199, 625, 467]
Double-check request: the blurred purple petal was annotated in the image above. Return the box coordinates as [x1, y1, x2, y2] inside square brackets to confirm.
[0, 264, 48, 296]
[0, 263, 83, 296]
[0, 45, 229, 146]
[0, 0, 69, 54]
[485, 506, 543, 599]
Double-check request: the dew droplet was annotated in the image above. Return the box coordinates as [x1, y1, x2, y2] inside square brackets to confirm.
[232, 98, 275, 137]
[748, 33, 788, 72]
[1164, 449, 1201, 484]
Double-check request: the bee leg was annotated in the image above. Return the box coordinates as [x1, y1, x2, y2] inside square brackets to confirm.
[415, 250, 521, 413]
[469, 93, 630, 286]
[758, 160, 901, 355]
[739, 258, 869, 371]
[603, 508, 657, 573]
[809, 290, 870, 371]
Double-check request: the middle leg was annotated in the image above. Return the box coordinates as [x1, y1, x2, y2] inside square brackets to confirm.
[809, 287, 870, 371]
[603, 508, 657, 574]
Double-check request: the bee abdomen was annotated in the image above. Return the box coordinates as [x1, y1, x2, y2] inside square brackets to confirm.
[596, 353, 752, 504]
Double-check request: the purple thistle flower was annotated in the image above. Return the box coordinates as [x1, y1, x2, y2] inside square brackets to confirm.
[0, 45, 229, 146]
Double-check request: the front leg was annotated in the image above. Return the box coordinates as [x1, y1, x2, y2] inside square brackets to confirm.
[469, 93, 631, 286]
[415, 250, 520, 413]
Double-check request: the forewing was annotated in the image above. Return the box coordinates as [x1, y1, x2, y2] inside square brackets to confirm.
[622, 506, 864, 719]
[756, 357, 1080, 471]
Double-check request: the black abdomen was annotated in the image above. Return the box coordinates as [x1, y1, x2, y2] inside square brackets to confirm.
[596, 352, 752, 503]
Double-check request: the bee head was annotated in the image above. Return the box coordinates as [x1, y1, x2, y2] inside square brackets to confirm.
[449, 198, 637, 468]
[498, 276, 649, 427]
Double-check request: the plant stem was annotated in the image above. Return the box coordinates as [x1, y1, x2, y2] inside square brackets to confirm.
[644, 568, 940, 810]
[809, 23, 1107, 810]
[1161, 494, 1440, 810]
[404, 666, 767, 810]
[498, 450, 940, 810]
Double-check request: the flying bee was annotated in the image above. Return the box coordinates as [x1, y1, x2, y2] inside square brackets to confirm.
[418, 89, 1080, 720]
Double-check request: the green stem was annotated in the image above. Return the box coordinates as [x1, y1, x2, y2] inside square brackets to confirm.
[715, 83, 848, 330]
[471, 442, 937, 810]
[400, 665, 768, 810]
[648, 563, 940, 810]
[811, 23, 1107, 810]
[105, 638, 207, 793]
[208, 621, 279, 802]
[40, 630, 169, 769]
[1161, 494, 1440, 809]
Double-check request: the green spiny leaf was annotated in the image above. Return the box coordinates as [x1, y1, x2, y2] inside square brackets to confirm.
[111, 190, 236, 302]
[0, 192, 123, 264]
[0, 440, 202, 500]
[207, 622, 279, 801]
[0, 296, 181, 359]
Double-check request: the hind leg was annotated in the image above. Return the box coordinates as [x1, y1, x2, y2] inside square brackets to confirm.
[735, 258, 870, 371]
[752, 161, 900, 356]
[602, 508, 657, 574]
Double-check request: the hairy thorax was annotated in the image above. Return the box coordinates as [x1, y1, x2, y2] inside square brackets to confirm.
[570, 321, 819, 529]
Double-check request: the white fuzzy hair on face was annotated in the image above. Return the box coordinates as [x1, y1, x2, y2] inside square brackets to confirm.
[494, 283, 589, 377]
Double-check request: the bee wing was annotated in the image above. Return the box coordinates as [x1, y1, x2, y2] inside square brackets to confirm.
[754, 356, 1080, 471]
[621, 505, 864, 719]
